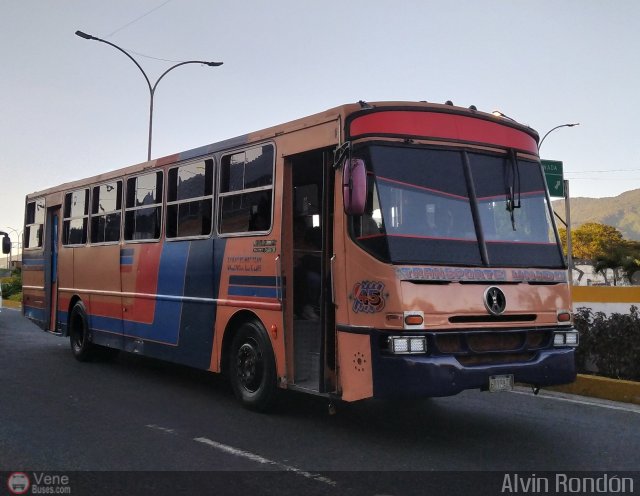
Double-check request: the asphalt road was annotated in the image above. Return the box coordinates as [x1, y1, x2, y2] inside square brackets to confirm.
[1, 308, 639, 495]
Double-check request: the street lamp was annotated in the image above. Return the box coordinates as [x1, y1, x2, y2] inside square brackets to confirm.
[538, 123, 580, 151]
[536, 122, 579, 286]
[75, 30, 223, 161]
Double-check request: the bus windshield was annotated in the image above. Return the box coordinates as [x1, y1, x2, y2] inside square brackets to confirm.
[353, 144, 564, 268]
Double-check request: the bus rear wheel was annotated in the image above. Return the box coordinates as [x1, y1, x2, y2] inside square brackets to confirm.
[229, 321, 277, 411]
[69, 301, 96, 362]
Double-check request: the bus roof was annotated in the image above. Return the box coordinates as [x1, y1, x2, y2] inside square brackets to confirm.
[26, 101, 538, 200]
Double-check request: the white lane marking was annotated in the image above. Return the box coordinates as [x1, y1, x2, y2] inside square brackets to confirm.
[509, 389, 640, 414]
[193, 437, 336, 487]
[146, 424, 177, 434]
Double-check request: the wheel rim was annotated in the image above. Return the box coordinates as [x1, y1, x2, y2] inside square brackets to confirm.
[236, 338, 264, 393]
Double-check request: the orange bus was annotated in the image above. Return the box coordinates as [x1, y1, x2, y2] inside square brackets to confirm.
[22, 101, 577, 410]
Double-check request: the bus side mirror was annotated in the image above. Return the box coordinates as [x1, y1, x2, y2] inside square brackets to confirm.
[2, 236, 10, 255]
[343, 158, 367, 216]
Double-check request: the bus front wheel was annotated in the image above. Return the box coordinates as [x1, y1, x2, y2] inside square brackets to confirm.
[229, 321, 277, 411]
[69, 301, 96, 362]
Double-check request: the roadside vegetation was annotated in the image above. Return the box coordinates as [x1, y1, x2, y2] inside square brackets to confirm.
[1, 268, 22, 302]
[573, 306, 640, 381]
[559, 222, 640, 285]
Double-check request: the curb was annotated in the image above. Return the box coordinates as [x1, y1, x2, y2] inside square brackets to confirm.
[545, 374, 640, 406]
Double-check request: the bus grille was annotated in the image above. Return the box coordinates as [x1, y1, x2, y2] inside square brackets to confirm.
[457, 352, 537, 366]
[433, 329, 552, 365]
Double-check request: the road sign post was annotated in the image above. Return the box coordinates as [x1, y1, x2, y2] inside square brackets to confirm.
[541, 160, 564, 197]
[540, 159, 573, 283]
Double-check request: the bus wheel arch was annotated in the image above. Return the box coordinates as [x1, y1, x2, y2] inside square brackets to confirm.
[220, 310, 261, 375]
[223, 312, 277, 411]
[68, 298, 96, 362]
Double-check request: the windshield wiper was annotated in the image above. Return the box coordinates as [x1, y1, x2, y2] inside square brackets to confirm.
[504, 149, 521, 230]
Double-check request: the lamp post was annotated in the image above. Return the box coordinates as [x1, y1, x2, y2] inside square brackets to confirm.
[538, 123, 580, 151]
[537, 122, 580, 286]
[75, 30, 223, 161]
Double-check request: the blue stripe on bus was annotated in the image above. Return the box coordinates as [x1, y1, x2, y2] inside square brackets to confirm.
[116, 241, 189, 344]
[120, 248, 134, 265]
[229, 275, 278, 287]
[60, 239, 224, 370]
[22, 257, 45, 266]
[228, 285, 278, 298]
[24, 305, 46, 323]
[154, 241, 190, 338]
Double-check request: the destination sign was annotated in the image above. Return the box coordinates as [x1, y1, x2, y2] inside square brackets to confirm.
[395, 266, 567, 283]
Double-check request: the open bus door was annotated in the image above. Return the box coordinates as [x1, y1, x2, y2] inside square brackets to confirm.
[44, 207, 60, 332]
[284, 149, 336, 394]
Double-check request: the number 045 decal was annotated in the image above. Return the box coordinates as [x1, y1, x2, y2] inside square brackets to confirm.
[352, 281, 386, 313]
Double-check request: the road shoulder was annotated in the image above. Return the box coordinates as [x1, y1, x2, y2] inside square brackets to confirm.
[545, 374, 640, 406]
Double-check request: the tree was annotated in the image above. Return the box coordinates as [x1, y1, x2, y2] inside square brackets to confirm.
[559, 223, 640, 285]
[559, 222, 625, 259]
[619, 241, 640, 284]
[593, 249, 626, 286]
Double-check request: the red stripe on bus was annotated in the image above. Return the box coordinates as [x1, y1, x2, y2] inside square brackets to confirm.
[350, 111, 538, 154]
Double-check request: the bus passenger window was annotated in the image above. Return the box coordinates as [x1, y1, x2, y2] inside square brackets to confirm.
[124, 172, 163, 241]
[24, 199, 45, 249]
[166, 160, 213, 239]
[218, 144, 274, 234]
[63, 189, 89, 246]
[90, 181, 122, 244]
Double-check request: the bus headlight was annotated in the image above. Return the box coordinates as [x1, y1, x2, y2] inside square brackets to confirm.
[553, 331, 579, 347]
[388, 336, 427, 354]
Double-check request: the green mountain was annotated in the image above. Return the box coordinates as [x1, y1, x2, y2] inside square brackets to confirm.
[552, 189, 640, 241]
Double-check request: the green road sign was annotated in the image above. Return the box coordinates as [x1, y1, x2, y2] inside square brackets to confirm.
[541, 159, 564, 197]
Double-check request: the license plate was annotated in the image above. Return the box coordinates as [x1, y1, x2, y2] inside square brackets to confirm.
[489, 374, 514, 392]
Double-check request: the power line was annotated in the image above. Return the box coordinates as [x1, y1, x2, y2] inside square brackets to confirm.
[121, 49, 184, 64]
[566, 168, 640, 174]
[99, 1, 200, 63]
[106, 0, 173, 38]
[565, 177, 640, 181]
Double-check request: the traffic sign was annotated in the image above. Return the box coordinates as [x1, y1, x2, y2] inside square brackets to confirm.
[541, 159, 564, 197]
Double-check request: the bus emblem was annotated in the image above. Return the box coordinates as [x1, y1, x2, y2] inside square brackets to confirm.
[352, 281, 385, 313]
[484, 287, 506, 315]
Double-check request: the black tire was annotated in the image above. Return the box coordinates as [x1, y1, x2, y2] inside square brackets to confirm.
[229, 321, 277, 411]
[69, 301, 96, 362]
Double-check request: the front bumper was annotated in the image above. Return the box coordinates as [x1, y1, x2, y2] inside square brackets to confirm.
[368, 329, 576, 398]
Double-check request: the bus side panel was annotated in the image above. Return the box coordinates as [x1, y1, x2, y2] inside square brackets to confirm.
[135, 237, 224, 369]
[121, 243, 164, 340]
[211, 236, 285, 378]
[337, 331, 373, 401]
[22, 250, 47, 329]
[55, 245, 74, 334]
[74, 244, 122, 349]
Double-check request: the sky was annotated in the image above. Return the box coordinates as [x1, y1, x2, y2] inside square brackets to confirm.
[1, 0, 640, 245]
